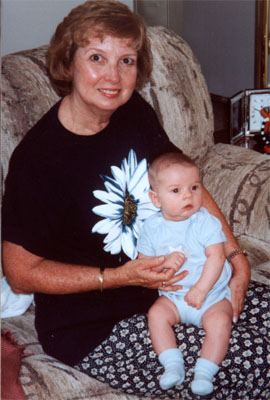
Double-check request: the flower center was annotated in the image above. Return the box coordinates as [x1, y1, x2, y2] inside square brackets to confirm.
[122, 192, 138, 226]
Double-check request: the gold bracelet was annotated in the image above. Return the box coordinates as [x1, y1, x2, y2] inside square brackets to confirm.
[98, 268, 105, 292]
[226, 248, 247, 264]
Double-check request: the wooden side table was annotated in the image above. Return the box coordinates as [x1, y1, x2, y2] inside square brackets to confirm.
[210, 94, 230, 145]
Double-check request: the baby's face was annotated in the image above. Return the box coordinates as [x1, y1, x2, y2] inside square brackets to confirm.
[150, 164, 203, 221]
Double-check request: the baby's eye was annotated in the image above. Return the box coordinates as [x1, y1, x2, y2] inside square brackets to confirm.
[172, 188, 179, 193]
[90, 54, 103, 62]
[191, 185, 199, 191]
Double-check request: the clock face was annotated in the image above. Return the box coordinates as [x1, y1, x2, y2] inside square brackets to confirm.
[249, 92, 270, 132]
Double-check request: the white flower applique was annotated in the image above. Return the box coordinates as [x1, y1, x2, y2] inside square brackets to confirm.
[168, 244, 191, 258]
[92, 149, 158, 260]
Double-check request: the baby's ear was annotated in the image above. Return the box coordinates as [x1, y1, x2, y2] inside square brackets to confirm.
[149, 190, 161, 208]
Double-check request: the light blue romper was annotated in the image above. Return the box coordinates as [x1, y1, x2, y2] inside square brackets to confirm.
[137, 207, 232, 327]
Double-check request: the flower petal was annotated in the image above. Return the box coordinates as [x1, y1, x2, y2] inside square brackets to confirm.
[111, 166, 127, 192]
[92, 218, 118, 234]
[137, 208, 157, 221]
[127, 149, 137, 175]
[92, 203, 123, 219]
[131, 219, 143, 239]
[104, 181, 124, 197]
[103, 220, 123, 243]
[91, 150, 151, 258]
[104, 236, 122, 255]
[102, 174, 123, 191]
[128, 161, 149, 197]
[121, 226, 137, 259]
[93, 189, 123, 205]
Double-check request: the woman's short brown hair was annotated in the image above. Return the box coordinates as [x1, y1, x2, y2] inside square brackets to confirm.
[47, 0, 152, 97]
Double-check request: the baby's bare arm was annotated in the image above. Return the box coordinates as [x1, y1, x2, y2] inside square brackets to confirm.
[161, 251, 186, 272]
[184, 243, 226, 309]
[138, 252, 188, 291]
[138, 251, 186, 272]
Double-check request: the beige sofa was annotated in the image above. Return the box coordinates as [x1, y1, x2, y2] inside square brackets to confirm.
[2, 27, 270, 400]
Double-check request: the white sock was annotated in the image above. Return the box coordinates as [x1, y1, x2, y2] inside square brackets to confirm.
[191, 357, 219, 396]
[158, 348, 185, 390]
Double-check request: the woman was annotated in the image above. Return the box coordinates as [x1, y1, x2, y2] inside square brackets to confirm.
[2, 0, 250, 387]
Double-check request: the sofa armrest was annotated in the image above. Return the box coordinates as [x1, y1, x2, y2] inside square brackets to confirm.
[1, 46, 59, 183]
[201, 143, 270, 271]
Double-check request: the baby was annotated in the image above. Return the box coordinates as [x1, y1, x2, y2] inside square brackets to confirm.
[137, 152, 233, 396]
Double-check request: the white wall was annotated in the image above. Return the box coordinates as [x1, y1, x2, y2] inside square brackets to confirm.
[2, 0, 256, 97]
[134, 0, 255, 97]
[183, 0, 255, 97]
[134, 0, 184, 37]
[2, 0, 133, 56]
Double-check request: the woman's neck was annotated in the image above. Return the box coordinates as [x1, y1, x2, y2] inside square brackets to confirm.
[58, 95, 113, 136]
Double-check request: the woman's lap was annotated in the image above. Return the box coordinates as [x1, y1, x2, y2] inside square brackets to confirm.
[75, 281, 270, 399]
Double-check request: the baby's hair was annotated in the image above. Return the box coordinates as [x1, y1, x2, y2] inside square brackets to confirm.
[148, 152, 198, 190]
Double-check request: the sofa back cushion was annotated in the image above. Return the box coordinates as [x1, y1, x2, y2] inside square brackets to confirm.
[1, 46, 60, 182]
[1, 27, 214, 183]
[141, 27, 214, 163]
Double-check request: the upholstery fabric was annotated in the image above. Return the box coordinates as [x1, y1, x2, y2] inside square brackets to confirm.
[1, 331, 27, 400]
[201, 143, 270, 286]
[1, 46, 59, 182]
[1, 26, 270, 399]
[77, 281, 270, 399]
[140, 27, 214, 162]
[2, 307, 139, 400]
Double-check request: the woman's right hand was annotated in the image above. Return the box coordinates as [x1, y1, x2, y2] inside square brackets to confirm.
[114, 256, 188, 292]
[3, 241, 187, 295]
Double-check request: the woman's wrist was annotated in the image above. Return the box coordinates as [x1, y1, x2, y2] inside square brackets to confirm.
[98, 267, 105, 292]
[230, 253, 251, 288]
[226, 248, 248, 264]
[98, 265, 128, 291]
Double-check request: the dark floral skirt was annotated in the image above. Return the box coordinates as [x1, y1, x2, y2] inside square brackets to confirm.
[75, 281, 270, 399]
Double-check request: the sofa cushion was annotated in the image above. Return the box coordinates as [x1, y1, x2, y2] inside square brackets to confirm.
[1, 46, 59, 182]
[1, 307, 139, 400]
[140, 27, 214, 163]
[1, 331, 26, 400]
[201, 143, 270, 284]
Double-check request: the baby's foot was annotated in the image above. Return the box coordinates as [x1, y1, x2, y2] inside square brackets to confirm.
[191, 358, 219, 395]
[191, 375, 213, 395]
[158, 348, 185, 390]
[160, 367, 185, 390]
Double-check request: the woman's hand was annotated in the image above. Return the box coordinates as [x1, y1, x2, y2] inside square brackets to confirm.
[116, 256, 188, 292]
[229, 254, 251, 323]
[3, 241, 187, 295]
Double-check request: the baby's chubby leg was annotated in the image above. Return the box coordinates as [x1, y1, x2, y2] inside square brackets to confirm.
[148, 296, 185, 390]
[148, 295, 180, 353]
[201, 298, 233, 364]
[191, 299, 233, 396]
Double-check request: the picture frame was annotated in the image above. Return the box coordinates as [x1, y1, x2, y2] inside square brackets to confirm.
[255, 0, 269, 88]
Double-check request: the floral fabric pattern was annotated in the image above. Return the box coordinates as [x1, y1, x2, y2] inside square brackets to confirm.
[76, 281, 270, 399]
[92, 150, 157, 260]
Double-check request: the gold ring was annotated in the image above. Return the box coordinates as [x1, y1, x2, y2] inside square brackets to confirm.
[161, 281, 166, 288]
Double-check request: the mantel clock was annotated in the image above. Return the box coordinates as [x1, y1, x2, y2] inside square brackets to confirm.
[230, 89, 270, 153]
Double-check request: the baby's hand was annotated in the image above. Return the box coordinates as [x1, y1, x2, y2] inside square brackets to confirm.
[184, 286, 206, 309]
[162, 251, 186, 272]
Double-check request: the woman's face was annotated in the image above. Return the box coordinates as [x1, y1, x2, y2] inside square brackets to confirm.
[70, 34, 138, 115]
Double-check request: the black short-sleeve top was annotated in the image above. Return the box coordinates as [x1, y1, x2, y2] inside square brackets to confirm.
[2, 91, 180, 365]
